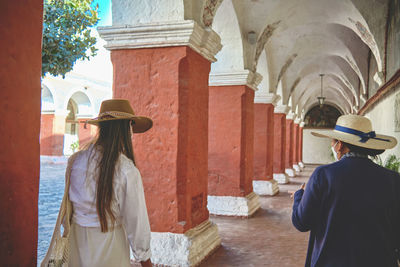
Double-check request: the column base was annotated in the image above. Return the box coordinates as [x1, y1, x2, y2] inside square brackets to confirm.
[293, 164, 300, 172]
[207, 192, 260, 217]
[150, 220, 221, 267]
[285, 168, 295, 177]
[253, 180, 279, 196]
[273, 173, 289, 184]
[299, 161, 305, 169]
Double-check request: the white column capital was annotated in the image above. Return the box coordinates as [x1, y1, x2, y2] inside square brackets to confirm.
[294, 117, 301, 124]
[254, 93, 280, 105]
[98, 20, 222, 62]
[209, 70, 262, 91]
[300, 121, 305, 127]
[286, 111, 295, 120]
[274, 104, 290, 114]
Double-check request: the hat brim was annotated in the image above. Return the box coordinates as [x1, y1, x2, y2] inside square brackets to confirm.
[311, 129, 397, 150]
[86, 116, 153, 133]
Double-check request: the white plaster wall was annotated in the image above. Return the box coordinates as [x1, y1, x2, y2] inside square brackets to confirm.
[112, 0, 184, 25]
[364, 86, 400, 162]
[211, 0, 244, 73]
[255, 49, 269, 97]
[303, 128, 334, 164]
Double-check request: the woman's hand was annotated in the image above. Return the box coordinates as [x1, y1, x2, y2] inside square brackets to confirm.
[300, 183, 306, 190]
[290, 183, 306, 198]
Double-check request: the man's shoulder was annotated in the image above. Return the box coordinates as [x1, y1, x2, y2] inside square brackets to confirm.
[313, 160, 343, 174]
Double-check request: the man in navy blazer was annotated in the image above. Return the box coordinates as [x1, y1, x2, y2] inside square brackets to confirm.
[292, 114, 400, 267]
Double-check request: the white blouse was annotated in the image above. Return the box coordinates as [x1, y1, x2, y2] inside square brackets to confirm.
[69, 145, 151, 261]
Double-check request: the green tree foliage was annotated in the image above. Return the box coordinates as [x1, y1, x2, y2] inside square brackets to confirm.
[42, 0, 99, 77]
[384, 154, 400, 173]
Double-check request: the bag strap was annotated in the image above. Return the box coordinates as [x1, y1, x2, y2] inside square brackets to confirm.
[61, 152, 80, 237]
[40, 152, 80, 267]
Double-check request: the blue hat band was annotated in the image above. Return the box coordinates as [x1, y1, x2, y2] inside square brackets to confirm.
[334, 125, 391, 143]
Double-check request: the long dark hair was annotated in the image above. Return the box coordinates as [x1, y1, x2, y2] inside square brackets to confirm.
[94, 119, 135, 232]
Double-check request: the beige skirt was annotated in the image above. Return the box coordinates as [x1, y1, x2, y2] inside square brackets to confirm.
[68, 223, 131, 267]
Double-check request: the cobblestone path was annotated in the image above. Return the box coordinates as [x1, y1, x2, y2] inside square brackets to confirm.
[38, 158, 68, 264]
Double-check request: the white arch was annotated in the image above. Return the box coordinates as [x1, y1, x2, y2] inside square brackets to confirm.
[276, 80, 284, 106]
[210, 0, 244, 73]
[254, 49, 270, 102]
[41, 84, 55, 111]
[256, 0, 382, 72]
[289, 60, 359, 109]
[63, 89, 95, 117]
[300, 85, 352, 115]
[273, 30, 365, 99]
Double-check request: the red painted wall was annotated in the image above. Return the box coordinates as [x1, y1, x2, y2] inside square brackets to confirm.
[209, 85, 254, 197]
[78, 118, 96, 148]
[254, 103, 274, 181]
[273, 113, 286, 174]
[285, 119, 294, 169]
[299, 127, 304, 162]
[40, 114, 65, 155]
[111, 47, 210, 233]
[292, 123, 299, 164]
[40, 114, 55, 155]
[0, 0, 43, 265]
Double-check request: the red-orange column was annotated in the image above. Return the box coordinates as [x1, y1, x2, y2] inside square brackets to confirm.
[285, 118, 295, 177]
[253, 103, 278, 195]
[273, 113, 289, 183]
[208, 85, 260, 216]
[40, 112, 66, 156]
[111, 47, 210, 233]
[100, 21, 222, 266]
[292, 122, 300, 172]
[77, 118, 96, 148]
[40, 113, 55, 155]
[0, 0, 43, 265]
[299, 124, 305, 168]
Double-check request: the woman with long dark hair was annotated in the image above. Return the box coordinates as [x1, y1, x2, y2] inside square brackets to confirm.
[68, 99, 153, 267]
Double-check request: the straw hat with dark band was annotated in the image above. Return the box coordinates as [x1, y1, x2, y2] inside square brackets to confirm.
[86, 99, 153, 133]
[311, 114, 397, 150]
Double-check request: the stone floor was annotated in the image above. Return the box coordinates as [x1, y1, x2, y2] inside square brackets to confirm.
[199, 165, 318, 267]
[38, 158, 317, 267]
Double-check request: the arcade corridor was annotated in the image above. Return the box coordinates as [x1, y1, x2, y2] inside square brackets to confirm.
[2, 0, 400, 266]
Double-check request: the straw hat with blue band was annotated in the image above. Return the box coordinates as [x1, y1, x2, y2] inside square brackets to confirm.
[311, 114, 397, 150]
[84, 99, 153, 133]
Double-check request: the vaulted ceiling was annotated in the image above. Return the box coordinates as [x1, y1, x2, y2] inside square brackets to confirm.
[207, 0, 387, 117]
